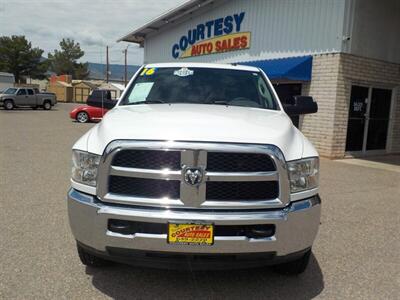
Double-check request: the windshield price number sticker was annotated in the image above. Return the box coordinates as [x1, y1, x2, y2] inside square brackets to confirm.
[140, 68, 156, 76]
[168, 223, 214, 245]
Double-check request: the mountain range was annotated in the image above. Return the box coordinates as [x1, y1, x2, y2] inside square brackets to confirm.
[88, 62, 140, 82]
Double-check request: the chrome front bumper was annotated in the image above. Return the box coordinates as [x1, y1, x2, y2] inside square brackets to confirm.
[67, 188, 320, 259]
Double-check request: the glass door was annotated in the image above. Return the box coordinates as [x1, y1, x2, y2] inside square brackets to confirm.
[345, 86, 369, 152]
[366, 88, 392, 150]
[345, 86, 392, 153]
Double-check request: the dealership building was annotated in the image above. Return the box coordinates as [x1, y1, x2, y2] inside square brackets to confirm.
[119, 0, 400, 158]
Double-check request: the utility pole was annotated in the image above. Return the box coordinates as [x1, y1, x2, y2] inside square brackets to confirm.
[106, 45, 109, 83]
[123, 45, 130, 87]
[124, 48, 128, 87]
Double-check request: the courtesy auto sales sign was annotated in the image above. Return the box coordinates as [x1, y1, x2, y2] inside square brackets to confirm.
[172, 12, 250, 59]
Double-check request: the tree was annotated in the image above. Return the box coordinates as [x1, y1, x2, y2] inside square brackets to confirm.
[48, 38, 89, 79]
[0, 35, 48, 83]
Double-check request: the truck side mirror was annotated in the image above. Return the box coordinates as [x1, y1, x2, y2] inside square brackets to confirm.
[283, 96, 318, 116]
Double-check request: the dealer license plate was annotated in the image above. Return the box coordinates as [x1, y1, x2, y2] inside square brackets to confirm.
[168, 223, 214, 245]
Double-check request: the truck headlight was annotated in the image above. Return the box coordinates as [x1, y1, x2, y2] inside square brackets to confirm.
[71, 150, 101, 186]
[287, 157, 319, 193]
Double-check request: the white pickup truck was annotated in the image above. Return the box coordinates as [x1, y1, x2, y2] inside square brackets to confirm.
[68, 63, 320, 275]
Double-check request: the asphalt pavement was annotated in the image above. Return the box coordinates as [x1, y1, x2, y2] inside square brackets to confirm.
[0, 103, 399, 299]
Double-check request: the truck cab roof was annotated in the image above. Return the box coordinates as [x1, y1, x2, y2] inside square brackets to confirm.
[144, 62, 260, 72]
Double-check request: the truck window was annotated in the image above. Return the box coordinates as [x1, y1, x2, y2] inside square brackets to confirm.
[17, 89, 26, 95]
[110, 90, 117, 99]
[4, 88, 17, 94]
[122, 67, 279, 110]
[89, 90, 103, 100]
[27, 89, 34, 95]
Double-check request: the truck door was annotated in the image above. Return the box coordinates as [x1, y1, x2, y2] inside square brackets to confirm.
[16, 89, 28, 105]
[26, 89, 36, 106]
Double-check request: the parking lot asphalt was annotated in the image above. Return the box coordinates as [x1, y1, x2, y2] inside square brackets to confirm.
[0, 103, 399, 299]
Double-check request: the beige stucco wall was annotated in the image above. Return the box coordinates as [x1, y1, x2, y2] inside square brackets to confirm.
[301, 53, 400, 158]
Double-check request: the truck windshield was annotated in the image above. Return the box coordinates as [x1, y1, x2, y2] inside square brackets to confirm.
[121, 67, 278, 110]
[4, 88, 17, 94]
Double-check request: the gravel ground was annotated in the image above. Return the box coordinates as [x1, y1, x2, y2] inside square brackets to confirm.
[0, 103, 399, 299]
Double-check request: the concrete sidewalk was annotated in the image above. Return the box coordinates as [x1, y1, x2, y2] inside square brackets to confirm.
[336, 155, 400, 173]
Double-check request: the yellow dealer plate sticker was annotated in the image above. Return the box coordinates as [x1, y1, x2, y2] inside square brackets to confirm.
[168, 223, 214, 245]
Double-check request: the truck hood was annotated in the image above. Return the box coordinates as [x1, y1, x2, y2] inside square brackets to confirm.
[80, 104, 311, 161]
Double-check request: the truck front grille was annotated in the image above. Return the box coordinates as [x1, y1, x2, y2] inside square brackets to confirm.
[206, 181, 279, 201]
[207, 152, 276, 172]
[113, 150, 181, 170]
[109, 176, 180, 199]
[113, 150, 276, 172]
[97, 141, 289, 210]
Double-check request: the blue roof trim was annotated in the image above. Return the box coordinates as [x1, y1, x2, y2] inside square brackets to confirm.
[239, 56, 313, 81]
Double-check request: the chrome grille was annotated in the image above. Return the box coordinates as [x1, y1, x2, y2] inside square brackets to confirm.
[97, 141, 289, 210]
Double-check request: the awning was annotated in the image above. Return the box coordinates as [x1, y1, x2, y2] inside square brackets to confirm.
[240, 56, 313, 81]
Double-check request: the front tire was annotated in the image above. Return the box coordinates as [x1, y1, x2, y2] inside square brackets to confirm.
[4, 100, 14, 110]
[43, 101, 51, 110]
[77, 244, 110, 267]
[273, 249, 311, 275]
[76, 111, 89, 123]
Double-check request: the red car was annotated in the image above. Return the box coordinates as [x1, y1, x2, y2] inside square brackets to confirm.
[70, 90, 117, 123]
[70, 105, 109, 123]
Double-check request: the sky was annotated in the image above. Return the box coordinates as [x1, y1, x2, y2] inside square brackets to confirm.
[0, 0, 187, 65]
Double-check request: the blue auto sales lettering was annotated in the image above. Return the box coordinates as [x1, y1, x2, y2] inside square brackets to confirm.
[172, 12, 245, 59]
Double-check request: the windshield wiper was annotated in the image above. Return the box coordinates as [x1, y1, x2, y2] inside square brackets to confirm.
[126, 100, 165, 105]
[208, 99, 230, 105]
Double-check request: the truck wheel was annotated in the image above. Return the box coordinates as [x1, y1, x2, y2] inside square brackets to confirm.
[4, 100, 14, 110]
[273, 249, 311, 275]
[76, 111, 89, 123]
[77, 244, 110, 267]
[43, 101, 51, 110]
